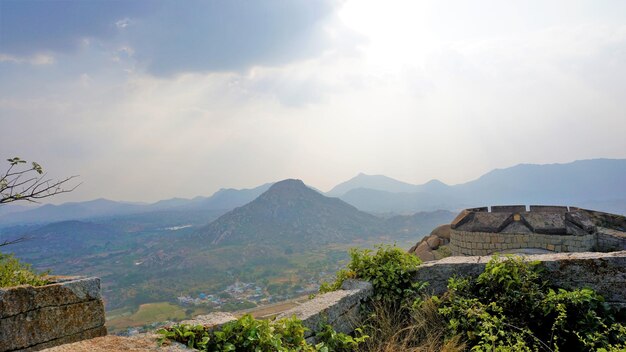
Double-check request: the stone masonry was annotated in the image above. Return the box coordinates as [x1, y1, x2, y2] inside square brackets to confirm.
[449, 205, 626, 256]
[0, 277, 106, 352]
[414, 251, 626, 310]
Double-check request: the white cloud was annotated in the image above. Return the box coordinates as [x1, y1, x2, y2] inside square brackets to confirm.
[1, 1, 626, 202]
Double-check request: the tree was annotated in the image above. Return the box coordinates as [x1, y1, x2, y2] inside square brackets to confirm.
[0, 157, 79, 247]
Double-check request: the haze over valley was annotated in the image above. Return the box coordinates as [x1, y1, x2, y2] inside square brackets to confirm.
[1, 158, 625, 332]
[2, 0, 626, 340]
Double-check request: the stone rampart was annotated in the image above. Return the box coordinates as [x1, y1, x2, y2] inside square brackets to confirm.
[0, 277, 106, 352]
[414, 251, 626, 310]
[180, 280, 373, 343]
[162, 251, 626, 345]
[597, 228, 626, 252]
[449, 205, 626, 256]
[449, 230, 596, 256]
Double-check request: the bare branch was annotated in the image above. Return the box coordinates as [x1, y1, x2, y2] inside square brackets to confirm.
[0, 236, 30, 248]
[0, 157, 80, 206]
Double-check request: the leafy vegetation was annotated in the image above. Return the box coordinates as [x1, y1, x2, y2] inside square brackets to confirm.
[157, 314, 368, 351]
[437, 256, 626, 351]
[0, 252, 49, 287]
[319, 247, 626, 351]
[319, 244, 423, 308]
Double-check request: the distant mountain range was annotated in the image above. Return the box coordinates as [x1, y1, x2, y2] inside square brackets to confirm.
[1, 158, 625, 227]
[0, 183, 272, 226]
[333, 159, 626, 214]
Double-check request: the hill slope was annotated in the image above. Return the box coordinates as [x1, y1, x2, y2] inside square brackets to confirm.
[334, 159, 626, 214]
[198, 179, 384, 245]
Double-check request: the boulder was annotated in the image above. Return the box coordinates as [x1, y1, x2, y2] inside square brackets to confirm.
[426, 236, 441, 249]
[431, 224, 451, 240]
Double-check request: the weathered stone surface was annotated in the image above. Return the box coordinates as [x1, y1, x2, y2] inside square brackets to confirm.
[0, 299, 106, 351]
[431, 224, 451, 240]
[529, 205, 568, 213]
[41, 333, 189, 352]
[178, 312, 236, 329]
[597, 228, 626, 251]
[414, 244, 436, 262]
[456, 212, 512, 233]
[414, 251, 626, 308]
[26, 327, 107, 352]
[426, 236, 441, 249]
[524, 212, 567, 234]
[0, 277, 101, 319]
[0, 277, 106, 352]
[277, 280, 372, 340]
[491, 205, 526, 213]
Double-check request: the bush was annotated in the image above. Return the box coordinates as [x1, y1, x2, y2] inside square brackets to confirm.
[158, 314, 368, 352]
[0, 253, 49, 287]
[438, 256, 625, 351]
[320, 245, 423, 308]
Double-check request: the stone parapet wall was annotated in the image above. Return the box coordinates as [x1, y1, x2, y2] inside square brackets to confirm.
[414, 251, 626, 310]
[449, 229, 595, 256]
[181, 280, 373, 343]
[277, 280, 372, 341]
[0, 277, 106, 352]
[597, 228, 626, 252]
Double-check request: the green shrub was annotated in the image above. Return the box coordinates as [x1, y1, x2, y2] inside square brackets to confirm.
[315, 325, 369, 352]
[158, 314, 367, 352]
[0, 253, 49, 287]
[437, 256, 625, 351]
[320, 245, 423, 307]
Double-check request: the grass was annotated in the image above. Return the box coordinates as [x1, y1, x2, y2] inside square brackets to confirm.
[106, 302, 207, 332]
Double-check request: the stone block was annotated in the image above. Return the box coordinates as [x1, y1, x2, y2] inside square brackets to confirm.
[0, 299, 105, 351]
[277, 280, 373, 340]
[0, 277, 101, 319]
[0, 277, 105, 352]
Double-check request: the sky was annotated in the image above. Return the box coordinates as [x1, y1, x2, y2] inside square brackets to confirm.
[1, 0, 626, 203]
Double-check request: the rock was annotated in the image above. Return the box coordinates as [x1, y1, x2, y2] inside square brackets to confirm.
[41, 333, 189, 352]
[414, 242, 436, 262]
[426, 236, 441, 249]
[431, 224, 451, 240]
[178, 312, 236, 329]
[408, 224, 453, 262]
[0, 277, 106, 352]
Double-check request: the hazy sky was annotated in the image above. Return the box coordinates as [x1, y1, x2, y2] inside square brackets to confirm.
[1, 0, 626, 203]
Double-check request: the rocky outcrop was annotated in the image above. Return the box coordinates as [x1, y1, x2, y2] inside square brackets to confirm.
[408, 224, 451, 262]
[0, 277, 106, 352]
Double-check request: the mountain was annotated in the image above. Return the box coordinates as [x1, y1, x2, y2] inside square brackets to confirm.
[341, 188, 460, 214]
[327, 173, 420, 196]
[0, 183, 273, 226]
[0, 203, 34, 217]
[197, 179, 385, 245]
[0, 198, 146, 225]
[333, 159, 626, 214]
[454, 159, 626, 205]
[197, 183, 273, 210]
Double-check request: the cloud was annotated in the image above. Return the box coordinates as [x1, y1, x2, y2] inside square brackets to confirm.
[0, 0, 349, 75]
[0, 0, 152, 55]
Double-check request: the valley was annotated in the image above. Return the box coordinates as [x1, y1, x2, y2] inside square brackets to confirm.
[1, 159, 625, 334]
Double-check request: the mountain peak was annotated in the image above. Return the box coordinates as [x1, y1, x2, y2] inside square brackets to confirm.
[327, 173, 417, 197]
[269, 179, 307, 190]
[198, 178, 380, 245]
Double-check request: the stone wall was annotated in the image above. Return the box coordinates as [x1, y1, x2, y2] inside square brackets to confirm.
[170, 251, 626, 343]
[449, 230, 596, 256]
[414, 251, 626, 310]
[180, 280, 373, 343]
[0, 277, 106, 352]
[596, 228, 626, 252]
